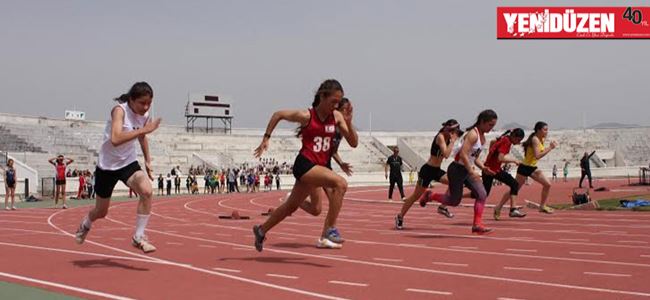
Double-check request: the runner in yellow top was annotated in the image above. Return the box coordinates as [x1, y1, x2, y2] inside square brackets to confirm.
[514, 121, 558, 214]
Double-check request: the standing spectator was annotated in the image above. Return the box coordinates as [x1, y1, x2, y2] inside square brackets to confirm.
[385, 147, 405, 201]
[166, 173, 172, 196]
[204, 173, 210, 194]
[186, 175, 192, 194]
[264, 173, 271, 191]
[227, 169, 236, 193]
[275, 173, 281, 190]
[157, 174, 164, 196]
[89, 171, 96, 199]
[49, 155, 74, 209]
[3, 159, 17, 210]
[219, 171, 226, 193]
[408, 168, 414, 185]
[77, 172, 86, 199]
[174, 175, 181, 194]
[552, 164, 558, 182]
[209, 173, 217, 194]
[563, 161, 569, 182]
[129, 187, 138, 198]
[579, 151, 596, 188]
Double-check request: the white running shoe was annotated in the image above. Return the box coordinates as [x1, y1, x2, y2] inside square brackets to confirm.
[75, 223, 90, 245]
[316, 238, 342, 249]
[132, 236, 157, 253]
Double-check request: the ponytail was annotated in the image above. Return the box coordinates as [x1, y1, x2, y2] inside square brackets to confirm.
[466, 109, 498, 131]
[522, 121, 547, 151]
[114, 82, 153, 103]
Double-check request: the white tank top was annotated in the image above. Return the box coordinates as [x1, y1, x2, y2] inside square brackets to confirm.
[452, 128, 483, 163]
[98, 102, 149, 170]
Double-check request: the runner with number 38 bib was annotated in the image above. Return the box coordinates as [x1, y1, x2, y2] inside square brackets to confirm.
[252, 79, 358, 252]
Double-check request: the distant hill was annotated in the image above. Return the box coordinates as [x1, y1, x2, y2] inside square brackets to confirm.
[589, 122, 640, 129]
[501, 122, 530, 130]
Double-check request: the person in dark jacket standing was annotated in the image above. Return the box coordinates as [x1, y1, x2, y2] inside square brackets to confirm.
[385, 146, 405, 201]
[579, 151, 596, 188]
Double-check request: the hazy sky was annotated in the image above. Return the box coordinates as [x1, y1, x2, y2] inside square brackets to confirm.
[1, 0, 648, 131]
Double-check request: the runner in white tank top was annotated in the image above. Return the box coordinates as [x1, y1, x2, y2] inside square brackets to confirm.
[420, 110, 498, 235]
[74, 82, 162, 254]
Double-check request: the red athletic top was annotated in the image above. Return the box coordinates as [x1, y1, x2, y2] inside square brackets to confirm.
[485, 138, 512, 173]
[56, 163, 66, 180]
[299, 108, 337, 166]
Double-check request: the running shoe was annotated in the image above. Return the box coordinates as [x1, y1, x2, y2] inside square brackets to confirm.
[493, 207, 502, 221]
[437, 205, 454, 218]
[395, 214, 404, 230]
[471, 225, 493, 235]
[326, 227, 345, 244]
[539, 205, 554, 214]
[509, 208, 527, 218]
[317, 237, 342, 249]
[253, 225, 266, 252]
[75, 223, 90, 244]
[132, 235, 156, 253]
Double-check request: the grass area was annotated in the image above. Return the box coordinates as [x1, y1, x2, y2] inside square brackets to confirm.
[0, 281, 83, 300]
[549, 194, 650, 211]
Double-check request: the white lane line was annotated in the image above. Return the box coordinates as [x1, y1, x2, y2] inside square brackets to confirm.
[506, 248, 538, 253]
[199, 244, 217, 248]
[584, 272, 632, 278]
[166, 242, 183, 245]
[111, 237, 126, 241]
[399, 243, 427, 247]
[641, 255, 650, 258]
[0, 271, 135, 300]
[372, 258, 403, 262]
[618, 240, 648, 244]
[212, 267, 241, 273]
[328, 280, 368, 287]
[266, 273, 299, 279]
[322, 254, 348, 259]
[503, 267, 543, 272]
[278, 237, 297, 241]
[379, 232, 400, 235]
[180, 198, 650, 297]
[190, 232, 204, 235]
[233, 247, 255, 251]
[432, 262, 468, 267]
[559, 238, 590, 242]
[449, 246, 478, 250]
[497, 297, 527, 300]
[214, 233, 232, 237]
[570, 251, 605, 256]
[406, 288, 452, 296]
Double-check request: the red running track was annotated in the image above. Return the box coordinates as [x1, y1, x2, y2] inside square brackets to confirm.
[0, 179, 649, 299]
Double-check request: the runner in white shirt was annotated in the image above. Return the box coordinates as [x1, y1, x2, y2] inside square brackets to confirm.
[74, 82, 162, 253]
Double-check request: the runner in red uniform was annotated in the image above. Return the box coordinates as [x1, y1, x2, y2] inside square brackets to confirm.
[49, 155, 74, 209]
[252, 79, 358, 251]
